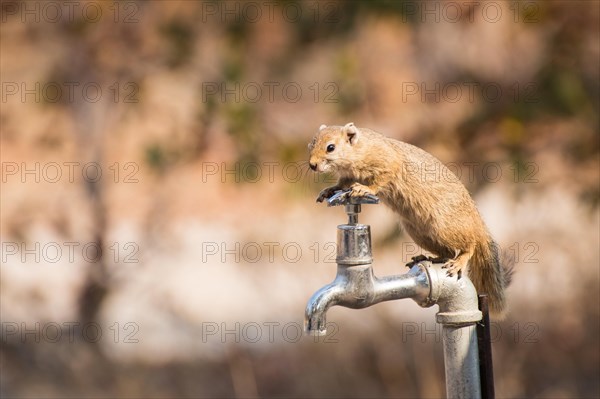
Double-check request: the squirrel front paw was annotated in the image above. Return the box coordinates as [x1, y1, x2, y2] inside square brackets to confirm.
[316, 186, 341, 203]
[349, 183, 376, 198]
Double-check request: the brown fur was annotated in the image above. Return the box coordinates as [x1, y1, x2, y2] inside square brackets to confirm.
[309, 123, 510, 317]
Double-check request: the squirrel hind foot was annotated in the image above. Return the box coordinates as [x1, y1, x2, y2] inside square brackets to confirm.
[405, 254, 428, 268]
[442, 254, 469, 278]
[442, 259, 466, 278]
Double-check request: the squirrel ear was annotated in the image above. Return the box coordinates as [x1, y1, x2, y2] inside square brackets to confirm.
[343, 122, 360, 145]
[319, 124, 327, 131]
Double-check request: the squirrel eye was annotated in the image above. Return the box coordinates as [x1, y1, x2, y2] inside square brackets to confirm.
[326, 144, 335, 153]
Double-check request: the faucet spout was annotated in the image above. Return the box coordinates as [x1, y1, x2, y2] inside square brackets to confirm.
[304, 263, 373, 335]
[304, 281, 346, 335]
[304, 264, 431, 335]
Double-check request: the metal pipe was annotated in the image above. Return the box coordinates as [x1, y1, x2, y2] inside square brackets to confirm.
[477, 295, 495, 399]
[425, 262, 483, 399]
[442, 324, 481, 399]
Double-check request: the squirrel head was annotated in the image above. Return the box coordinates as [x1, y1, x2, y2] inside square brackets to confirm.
[308, 122, 362, 173]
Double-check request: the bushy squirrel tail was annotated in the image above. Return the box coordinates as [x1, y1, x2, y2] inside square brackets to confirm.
[469, 238, 514, 319]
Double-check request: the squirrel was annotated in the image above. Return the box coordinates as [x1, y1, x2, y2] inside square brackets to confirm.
[308, 122, 511, 317]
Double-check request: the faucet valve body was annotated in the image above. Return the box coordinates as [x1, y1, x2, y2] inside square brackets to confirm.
[337, 224, 372, 265]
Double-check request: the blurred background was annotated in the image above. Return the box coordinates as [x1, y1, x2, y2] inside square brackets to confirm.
[1, 1, 598, 398]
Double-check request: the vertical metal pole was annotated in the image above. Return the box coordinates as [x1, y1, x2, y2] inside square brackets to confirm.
[442, 323, 482, 399]
[477, 295, 495, 399]
[430, 263, 483, 399]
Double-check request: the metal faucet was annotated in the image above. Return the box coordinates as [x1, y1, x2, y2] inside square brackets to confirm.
[304, 190, 437, 334]
[304, 190, 484, 399]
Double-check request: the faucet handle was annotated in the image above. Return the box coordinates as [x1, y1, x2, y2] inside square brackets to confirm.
[326, 189, 380, 207]
[326, 189, 379, 225]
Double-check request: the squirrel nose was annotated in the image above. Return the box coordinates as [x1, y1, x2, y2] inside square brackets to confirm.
[309, 163, 317, 171]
